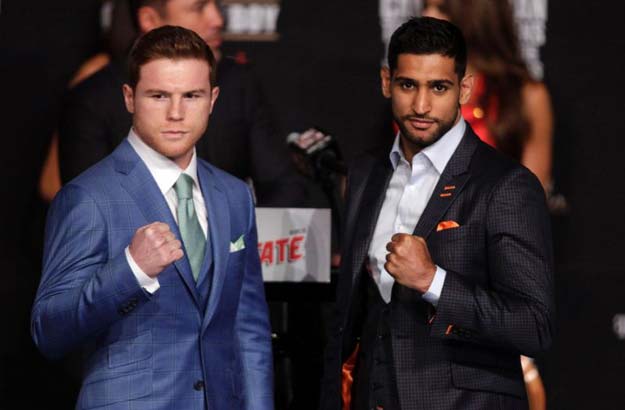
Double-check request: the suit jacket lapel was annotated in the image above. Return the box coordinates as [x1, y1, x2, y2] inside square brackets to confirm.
[348, 155, 394, 285]
[197, 162, 230, 327]
[113, 141, 201, 307]
[412, 128, 479, 239]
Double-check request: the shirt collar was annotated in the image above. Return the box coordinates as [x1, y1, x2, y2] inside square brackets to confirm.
[127, 128, 199, 195]
[390, 117, 466, 174]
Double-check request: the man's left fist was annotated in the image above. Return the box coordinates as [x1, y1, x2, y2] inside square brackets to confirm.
[385, 233, 436, 293]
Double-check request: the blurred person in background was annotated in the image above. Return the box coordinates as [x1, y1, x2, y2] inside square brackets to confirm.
[39, 0, 136, 202]
[51, 0, 304, 206]
[422, 1, 553, 408]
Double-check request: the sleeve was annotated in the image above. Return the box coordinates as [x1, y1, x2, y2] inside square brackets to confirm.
[31, 184, 151, 359]
[234, 187, 274, 409]
[125, 246, 160, 293]
[421, 265, 447, 307]
[429, 167, 555, 357]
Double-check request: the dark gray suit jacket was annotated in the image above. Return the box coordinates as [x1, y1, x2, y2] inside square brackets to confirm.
[320, 125, 554, 410]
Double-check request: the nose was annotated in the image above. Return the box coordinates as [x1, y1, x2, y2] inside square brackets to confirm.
[412, 90, 431, 115]
[167, 97, 184, 121]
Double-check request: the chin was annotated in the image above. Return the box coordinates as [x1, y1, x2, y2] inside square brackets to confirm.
[154, 143, 191, 159]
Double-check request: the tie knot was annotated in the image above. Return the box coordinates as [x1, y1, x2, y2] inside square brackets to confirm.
[174, 173, 194, 200]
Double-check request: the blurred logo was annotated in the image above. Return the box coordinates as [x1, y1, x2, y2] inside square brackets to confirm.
[258, 231, 305, 266]
[613, 314, 625, 340]
[222, 0, 280, 42]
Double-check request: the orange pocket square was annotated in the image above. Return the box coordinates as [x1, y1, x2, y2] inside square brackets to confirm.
[436, 220, 460, 232]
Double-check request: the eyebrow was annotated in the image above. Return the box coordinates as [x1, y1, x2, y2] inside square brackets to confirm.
[192, 0, 210, 7]
[143, 89, 208, 95]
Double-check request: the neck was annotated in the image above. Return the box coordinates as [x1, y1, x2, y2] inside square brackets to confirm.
[172, 152, 193, 170]
[399, 138, 420, 164]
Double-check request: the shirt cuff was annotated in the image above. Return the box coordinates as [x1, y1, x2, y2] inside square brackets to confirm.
[422, 265, 447, 307]
[125, 246, 160, 294]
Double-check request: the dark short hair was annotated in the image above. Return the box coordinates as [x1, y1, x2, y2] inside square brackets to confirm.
[128, 25, 217, 89]
[388, 16, 467, 79]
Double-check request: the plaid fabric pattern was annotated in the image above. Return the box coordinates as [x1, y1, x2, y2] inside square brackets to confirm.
[320, 126, 554, 410]
[32, 141, 273, 410]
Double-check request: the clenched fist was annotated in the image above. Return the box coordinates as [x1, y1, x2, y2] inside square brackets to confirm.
[129, 222, 183, 277]
[384, 233, 436, 293]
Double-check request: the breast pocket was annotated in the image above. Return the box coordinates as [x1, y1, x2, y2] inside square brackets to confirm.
[428, 224, 484, 274]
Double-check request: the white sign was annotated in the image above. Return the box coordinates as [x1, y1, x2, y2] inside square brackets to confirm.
[255, 208, 331, 283]
[222, 0, 281, 41]
[613, 314, 625, 340]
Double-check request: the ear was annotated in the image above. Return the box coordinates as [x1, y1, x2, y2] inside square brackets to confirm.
[122, 84, 135, 114]
[380, 66, 392, 98]
[459, 73, 474, 105]
[208, 86, 220, 114]
[136, 6, 164, 33]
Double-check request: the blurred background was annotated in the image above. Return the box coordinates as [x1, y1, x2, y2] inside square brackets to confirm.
[1, 0, 624, 408]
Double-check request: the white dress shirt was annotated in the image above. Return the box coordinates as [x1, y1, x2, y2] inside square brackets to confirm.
[367, 118, 466, 304]
[125, 129, 208, 293]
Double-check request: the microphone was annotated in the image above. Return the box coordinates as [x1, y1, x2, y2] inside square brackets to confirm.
[286, 128, 346, 179]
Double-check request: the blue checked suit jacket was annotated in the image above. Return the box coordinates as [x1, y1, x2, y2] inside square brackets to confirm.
[32, 140, 274, 410]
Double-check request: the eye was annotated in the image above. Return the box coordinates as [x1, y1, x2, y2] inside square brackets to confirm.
[399, 80, 416, 90]
[432, 83, 449, 93]
[150, 93, 166, 100]
[193, 0, 209, 12]
[184, 92, 203, 99]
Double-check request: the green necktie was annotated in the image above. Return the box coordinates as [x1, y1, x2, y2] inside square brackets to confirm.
[174, 173, 206, 282]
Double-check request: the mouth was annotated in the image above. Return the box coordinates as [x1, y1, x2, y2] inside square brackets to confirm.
[407, 117, 437, 130]
[161, 130, 189, 138]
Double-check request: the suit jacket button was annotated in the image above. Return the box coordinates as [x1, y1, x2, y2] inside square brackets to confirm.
[193, 380, 205, 391]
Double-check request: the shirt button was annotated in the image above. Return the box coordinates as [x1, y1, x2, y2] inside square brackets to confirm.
[193, 380, 205, 391]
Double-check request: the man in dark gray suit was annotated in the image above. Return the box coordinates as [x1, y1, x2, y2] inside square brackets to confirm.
[320, 17, 554, 410]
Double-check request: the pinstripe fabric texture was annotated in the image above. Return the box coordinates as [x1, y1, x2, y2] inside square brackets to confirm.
[32, 140, 274, 410]
[320, 126, 554, 410]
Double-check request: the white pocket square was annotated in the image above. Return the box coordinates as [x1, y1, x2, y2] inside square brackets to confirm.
[229, 235, 245, 252]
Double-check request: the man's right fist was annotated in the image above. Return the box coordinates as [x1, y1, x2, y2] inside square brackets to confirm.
[129, 222, 183, 277]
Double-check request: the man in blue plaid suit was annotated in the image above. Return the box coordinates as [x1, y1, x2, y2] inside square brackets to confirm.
[32, 26, 273, 410]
